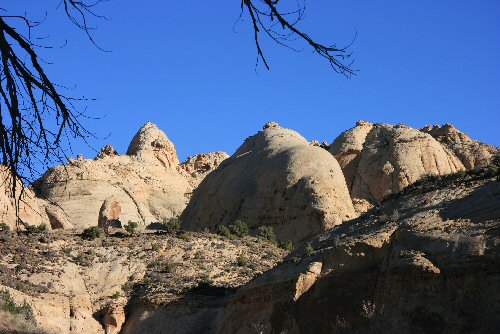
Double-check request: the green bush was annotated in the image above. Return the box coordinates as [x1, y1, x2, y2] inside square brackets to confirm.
[305, 242, 314, 256]
[236, 255, 248, 267]
[217, 225, 231, 237]
[110, 291, 121, 299]
[279, 240, 293, 252]
[125, 221, 139, 235]
[178, 230, 190, 241]
[229, 220, 249, 238]
[163, 217, 181, 233]
[258, 226, 277, 244]
[82, 226, 103, 240]
[0, 290, 33, 319]
[26, 224, 47, 234]
[0, 223, 10, 233]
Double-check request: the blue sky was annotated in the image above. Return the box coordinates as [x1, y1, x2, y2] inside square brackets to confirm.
[4, 1, 500, 162]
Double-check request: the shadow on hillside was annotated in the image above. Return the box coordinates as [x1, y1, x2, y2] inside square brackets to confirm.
[440, 182, 500, 224]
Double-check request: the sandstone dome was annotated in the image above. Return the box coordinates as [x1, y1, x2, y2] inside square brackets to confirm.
[329, 121, 465, 205]
[33, 123, 191, 230]
[421, 123, 499, 169]
[181, 122, 355, 244]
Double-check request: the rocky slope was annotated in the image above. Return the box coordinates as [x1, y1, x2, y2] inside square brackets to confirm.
[0, 228, 284, 334]
[181, 122, 356, 244]
[214, 164, 500, 334]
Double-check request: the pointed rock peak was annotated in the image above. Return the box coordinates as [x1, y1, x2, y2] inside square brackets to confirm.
[127, 122, 179, 167]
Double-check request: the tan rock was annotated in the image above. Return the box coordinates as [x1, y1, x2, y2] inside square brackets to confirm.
[127, 121, 179, 168]
[421, 123, 499, 169]
[97, 144, 119, 159]
[181, 124, 355, 243]
[330, 121, 465, 205]
[103, 304, 126, 334]
[33, 123, 192, 230]
[98, 196, 122, 233]
[0, 166, 49, 230]
[179, 151, 229, 187]
[215, 170, 500, 334]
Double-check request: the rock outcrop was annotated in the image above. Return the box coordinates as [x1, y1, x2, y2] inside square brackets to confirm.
[33, 122, 192, 230]
[98, 196, 122, 232]
[179, 152, 229, 187]
[421, 123, 499, 169]
[330, 121, 465, 206]
[127, 121, 179, 168]
[0, 166, 49, 230]
[181, 123, 355, 244]
[215, 167, 500, 334]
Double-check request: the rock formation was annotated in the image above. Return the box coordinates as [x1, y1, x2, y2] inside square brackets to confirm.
[181, 122, 356, 244]
[330, 121, 465, 206]
[421, 123, 499, 169]
[214, 166, 500, 334]
[179, 152, 229, 187]
[98, 196, 122, 233]
[0, 166, 50, 230]
[33, 122, 192, 230]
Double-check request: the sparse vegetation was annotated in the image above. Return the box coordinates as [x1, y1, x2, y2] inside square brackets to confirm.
[178, 230, 190, 241]
[197, 274, 213, 289]
[229, 220, 249, 238]
[26, 224, 47, 234]
[258, 226, 277, 244]
[82, 226, 103, 240]
[0, 223, 9, 233]
[279, 240, 293, 252]
[217, 225, 232, 237]
[124, 221, 139, 235]
[162, 217, 181, 233]
[110, 291, 121, 299]
[305, 242, 314, 256]
[236, 255, 248, 267]
[0, 289, 33, 320]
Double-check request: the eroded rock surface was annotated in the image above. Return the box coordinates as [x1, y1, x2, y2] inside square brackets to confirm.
[33, 123, 192, 230]
[330, 121, 465, 205]
[421, 123, 499, 169]
[181, 123, 355, 244]
[179, 152, 229, 187]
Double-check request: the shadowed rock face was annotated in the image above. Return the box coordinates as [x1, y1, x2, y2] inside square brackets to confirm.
[330, 121, 465, 206]
[421, 123, 499, 170]
[214, 170, 500, 334]
[181, 123, 356, 244]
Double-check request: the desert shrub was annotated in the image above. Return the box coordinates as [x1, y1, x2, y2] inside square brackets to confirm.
[82, 226, 103, 240]
[122, 281, 134, 294]
[217, 225, 231, 237]
[258, 226, 277, 244]
[178, 230, 190, 241]
[236, 255, 248, 267]
[229, 220, 249, 238]
[164, 262, 174, 274]
[0, 223, 10, 233]
[162, 217, 181, 233]
[0, 290, 33, 320]
[124, 221, 139, 235]
[110, 291, 121, 299]
[305, 242, 314, 256]
[197, 274, 213, 289]
[279, 240, 293, 252]
[26, 224, 47, 234]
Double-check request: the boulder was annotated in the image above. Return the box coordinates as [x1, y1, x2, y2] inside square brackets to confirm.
[181, 123, 355, 244]
[98, 196, 122, 232]
[330, 121, 464, 205]
[421, 123, 499, 169]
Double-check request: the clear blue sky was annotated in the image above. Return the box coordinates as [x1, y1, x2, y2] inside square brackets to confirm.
[4, 1, 500, 162]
